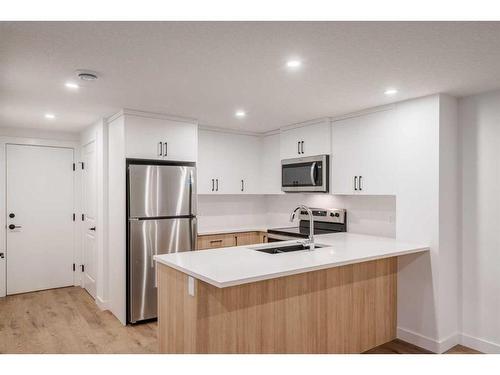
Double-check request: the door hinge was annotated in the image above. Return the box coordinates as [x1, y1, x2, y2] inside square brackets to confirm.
[72, 163, 76, 171]
[81, 264, 85, 272]
[81, 214, 85, 221]
[73, 213, 76, 221]
[73, 263, 76, 272]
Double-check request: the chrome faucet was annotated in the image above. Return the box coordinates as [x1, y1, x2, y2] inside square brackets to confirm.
[290, 205, 315, 250]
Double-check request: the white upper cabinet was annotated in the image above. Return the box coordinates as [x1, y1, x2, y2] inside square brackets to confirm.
[124, 114, 198, 162]
[198, 129, 260, 194]
[331, 109, 397, 195]
[260, 133, 283, 194]
[280, 120, 331, 160]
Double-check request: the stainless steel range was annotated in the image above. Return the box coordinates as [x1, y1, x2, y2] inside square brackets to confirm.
[267, 208, 346, 242]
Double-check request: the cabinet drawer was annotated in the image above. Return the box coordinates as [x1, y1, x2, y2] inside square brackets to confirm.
[197, 233, 236, 250]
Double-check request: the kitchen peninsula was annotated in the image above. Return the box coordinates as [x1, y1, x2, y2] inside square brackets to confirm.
[155, 232, 428, 353]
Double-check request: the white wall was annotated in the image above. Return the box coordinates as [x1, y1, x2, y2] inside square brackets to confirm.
[197, 195, 268, 233]
[437, 95, 460, 345]
[0, 126, 79, 141]
[395, 94, 460, 353]
[198, 194, 396, 237]
[264, 194, 396, 237]
[107, 116, 126, 324]
[459, 90, 500, 353]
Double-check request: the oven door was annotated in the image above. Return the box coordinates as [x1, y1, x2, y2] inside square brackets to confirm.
[281, 155, 329, 192]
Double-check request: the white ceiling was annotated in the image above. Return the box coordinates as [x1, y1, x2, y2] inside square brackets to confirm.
[2, 21, 500, 133]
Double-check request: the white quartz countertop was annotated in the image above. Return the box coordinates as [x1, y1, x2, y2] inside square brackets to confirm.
[155, 232, 429, 288]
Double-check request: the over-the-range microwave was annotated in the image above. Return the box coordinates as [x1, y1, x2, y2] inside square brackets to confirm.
[281, 154, 329, 193]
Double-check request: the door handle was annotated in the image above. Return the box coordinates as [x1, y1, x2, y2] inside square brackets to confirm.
[310, 162, 317, 186]
[301, 141, 304, 154]
[8, 224, 21, 230]
[0, 252, 4, 259]
[211, 179, 214, 191]
[9, 213, 15, 218]
[89, 227, 96, 231]
[216, 179, 219, 191]
[359, 176, 362, 191]
[297, 141, 300, 154]
[158, 141, 163, 156]
[241, 179, 244, 192]
[354, 176, 358, 191]
[163, 141, 167, 157]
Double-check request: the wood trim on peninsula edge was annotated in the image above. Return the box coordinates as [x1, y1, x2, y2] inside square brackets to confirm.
[158, 257, 397, 353]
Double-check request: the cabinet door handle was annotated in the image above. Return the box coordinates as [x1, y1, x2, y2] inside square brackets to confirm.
[158, 141, 163, 156]
[211, 179, 214, 191]
[298, 141, 300, 154]
[241, 179, 244, 192]
[301, 141, 304, 154]
[163, 142, 167, 157]
[359, 176, 362, 191]
[216, 179, 219, 191]
[354, 176, 358, 191]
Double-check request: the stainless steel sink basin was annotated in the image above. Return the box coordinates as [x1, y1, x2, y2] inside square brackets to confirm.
[254, 243, 326, 254]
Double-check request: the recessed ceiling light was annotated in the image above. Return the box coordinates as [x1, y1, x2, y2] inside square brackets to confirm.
[235, 110, 246, 118]
[45, 113, 55, 119]
[286, 59, 302, 69]
[65, 82, 79, 89]
[384, 88, 398, 96]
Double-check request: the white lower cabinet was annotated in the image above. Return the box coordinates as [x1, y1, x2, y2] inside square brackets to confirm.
[331, 109, 397, 195]
[198, 129, 260, 194]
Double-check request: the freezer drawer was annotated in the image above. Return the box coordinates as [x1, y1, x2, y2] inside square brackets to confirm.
[128, 164, 196, 218]
[128, 217, 197, 323]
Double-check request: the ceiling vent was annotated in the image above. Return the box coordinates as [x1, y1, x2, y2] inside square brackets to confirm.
[76, 70, 99, 81]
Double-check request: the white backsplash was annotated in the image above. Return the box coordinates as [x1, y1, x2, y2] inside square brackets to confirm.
[197, 195, 268, 233]
[198, 194, 396, 237]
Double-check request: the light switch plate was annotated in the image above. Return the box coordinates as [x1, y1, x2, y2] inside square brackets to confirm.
[188, 276, 195, 296]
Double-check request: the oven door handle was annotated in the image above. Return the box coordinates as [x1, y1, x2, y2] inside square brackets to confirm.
[310, 162, 317, 186]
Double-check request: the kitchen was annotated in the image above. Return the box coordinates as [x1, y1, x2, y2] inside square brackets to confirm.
[0, 14, 498, 370]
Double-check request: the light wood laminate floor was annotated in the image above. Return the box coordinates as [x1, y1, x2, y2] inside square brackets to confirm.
[0, 286, 157, 354]
[365, 339, 481, 354]
[0, 286, 481, 354]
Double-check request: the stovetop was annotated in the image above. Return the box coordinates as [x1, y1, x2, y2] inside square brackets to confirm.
[267, 226, 342, 238]
[268, 208, 347, 238]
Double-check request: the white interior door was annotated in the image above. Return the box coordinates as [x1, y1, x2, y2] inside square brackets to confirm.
[6, 144, 74, 295]
[82, 141, 97, 298]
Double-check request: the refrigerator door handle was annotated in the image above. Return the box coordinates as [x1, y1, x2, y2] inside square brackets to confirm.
[191, 217, 198, 251]
[154, 251, 158, 288]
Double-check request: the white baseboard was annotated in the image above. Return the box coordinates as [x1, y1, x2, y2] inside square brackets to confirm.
[397, 327, 460, 353]
[461, 333, 500, 354]
[96, 296, 109, 311]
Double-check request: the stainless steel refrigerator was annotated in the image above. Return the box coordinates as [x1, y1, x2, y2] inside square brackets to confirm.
[127, 161, 197, 324]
